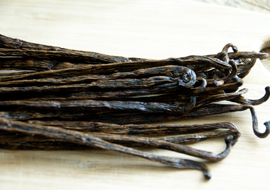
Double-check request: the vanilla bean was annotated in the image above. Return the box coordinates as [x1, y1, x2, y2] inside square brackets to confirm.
[0, 65, 196, 87]
[0, 76, 191, 94]
[26, 120, 238, 136]
[0, 58, 58, 70]
[1, 34, 270, 181]
[231, 87, 270, 106]
[80, 104, 251, 124]
[207, 51, 268, 60]
[0, 128, 239, 148]
[0, 34, 139, 63]
[0, 117, 211, 179]
[158, 130, 240, 145]
[195, 88, 248, 108]
[0, 82, 181, 101]
[0, 97, 196, 114]
[249, 106, 270, 138]
[1, 34, 267, 65]
[0, 103, 250, 125]
[0, 128, 234, 162]
[0, 110, 103, 120]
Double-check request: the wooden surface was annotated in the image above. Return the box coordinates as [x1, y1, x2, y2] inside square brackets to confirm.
[0, 0, 270, 189]
[193, 0, 270, 15]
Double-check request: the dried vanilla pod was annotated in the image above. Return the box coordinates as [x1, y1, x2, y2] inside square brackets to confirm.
[0, 121, 239, 150]
[0, 82, 181, 101]
[0, 58, 55, 71]
[0, 117, 212, 179]
[0, 97, 197, 115]
[0, 110, 110, 120]
[24, 120, 238, 136]
[0, 119, 236, 162]
[0, 65, 196, 87]
[0, 56, 228, 82]
[0, 34, 270, 179]
[0, 76, 188, 94]
[0, 127, 239, 149]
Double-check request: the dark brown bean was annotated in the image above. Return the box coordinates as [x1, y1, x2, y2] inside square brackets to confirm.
[0, 65, 196, 87]
[0, 117, 212, 179]
[26, 120, 238, 136]
[0, 96, 196, 114]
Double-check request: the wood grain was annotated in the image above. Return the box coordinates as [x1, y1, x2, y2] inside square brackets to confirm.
[193, 0, 270, 15]
[0, 0, 270, 190]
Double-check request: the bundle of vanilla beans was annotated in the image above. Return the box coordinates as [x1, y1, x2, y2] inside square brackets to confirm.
[0, 34, 269, 179]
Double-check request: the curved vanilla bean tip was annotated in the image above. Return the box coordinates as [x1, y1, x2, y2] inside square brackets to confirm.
[148, 156, 211, 179]
[215, 136, 233, 160]
[225, 136, 232, 144]
[155, 156, 211, 179]
[232, 86, 270, 106]
[184, 134, 234, 162]
[197, 135, 235, 162]
[230, 131, 241, 146]
[250, 86, 270, 106]
[175, 159, 211, 179]
[204, 172, 212, 180]
[263, 121, 270, 131]
[192, 77, 207, 94]
[217, 43, 238, 63]
[177, 69, 197, 87]
[222, 43, 238, 53]
[249, 107, 270, 138]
